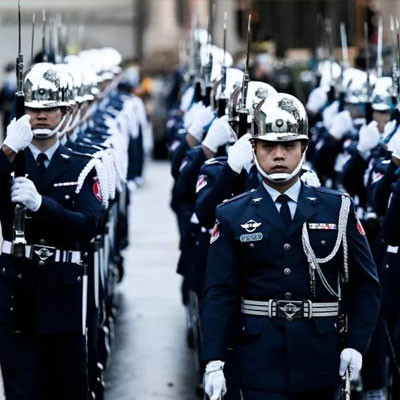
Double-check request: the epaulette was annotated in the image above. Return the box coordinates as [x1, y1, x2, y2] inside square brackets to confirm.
[219, 190, 253, 207]
[204, 156, 227, 166]
[316, 186, 349, 197]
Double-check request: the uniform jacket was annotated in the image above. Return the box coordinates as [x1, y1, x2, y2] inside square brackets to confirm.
[201, 182, 380, 391]
[0, 144, 103, 333]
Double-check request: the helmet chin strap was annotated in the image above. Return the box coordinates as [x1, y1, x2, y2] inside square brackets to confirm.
[33, 114, 68, 140]
[253, 150, 306, 184]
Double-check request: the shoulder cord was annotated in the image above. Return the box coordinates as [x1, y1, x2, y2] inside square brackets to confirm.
[301, 195, 351, 298]
[75, 157, 110, 209]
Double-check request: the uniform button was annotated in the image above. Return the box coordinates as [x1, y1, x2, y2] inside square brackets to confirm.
[284, 243, 291, 250]
[284, 268, 291, 275]
[321, 240, 326, 246]
[77, 276, 82, 282]
[1, 267, 5, 274]
[39, 261, 45, 266]
[284, 292, 292, 300]
[40, 239, 46, 245]
[65, 195, 70, 200]
[386, 264, 390, 270]
[10, 307, 13, 311]
[249, 243, 255, 248]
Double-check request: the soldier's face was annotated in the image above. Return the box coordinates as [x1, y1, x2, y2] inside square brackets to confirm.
[373, 110, 391, 133]
[255, 140, 303, 175]
[26, 107, 63, 130]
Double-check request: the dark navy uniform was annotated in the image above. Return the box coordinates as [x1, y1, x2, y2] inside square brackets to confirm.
[201, 182, 380, 396]
[0, 144, 103, 399]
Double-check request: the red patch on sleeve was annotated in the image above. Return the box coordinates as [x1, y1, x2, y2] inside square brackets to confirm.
[196, 175, 207, 193]
[357, 218, 365, 236]
[93, 182, 102, 202]
[210, 220, 220, 244]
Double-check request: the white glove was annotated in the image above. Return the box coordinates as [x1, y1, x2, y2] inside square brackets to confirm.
[204, 361, 227, 400]
[339, 348, 363, 381]
[227, 133, 253, 174]
[329, 110, 353, 140]
[357, 121, 381, 157]
[188, 106, 216, 142]
[180, 86, 194, 112]
[11, 177, 42, 212]
[390, 129, 400, 160]
[3, 115, 32, 153]
[202, 115, 234, 153]
[322, 101, 339, 130]
[306, 87, 328, 114]
[184, 101, 203, 129]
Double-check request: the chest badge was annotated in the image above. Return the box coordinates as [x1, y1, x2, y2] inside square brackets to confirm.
[241, 219, 261, 233]
[240, 232, 263, 242]
[308, 223, 337, 230]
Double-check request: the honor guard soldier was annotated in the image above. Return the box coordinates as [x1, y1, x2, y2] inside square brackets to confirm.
[201, 92, 381, 400]
[0, 62, 103, 399]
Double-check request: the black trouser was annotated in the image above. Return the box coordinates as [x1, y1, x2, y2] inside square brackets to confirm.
[37, 332, 88, 400]
[242, 387, 336, 400]
[0, 325, 39, 399]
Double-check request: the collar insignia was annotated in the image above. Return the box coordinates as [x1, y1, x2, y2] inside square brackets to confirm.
[307, 197, 317, 202]
[252, 197, 262, 203]
[60, 154, 70, 159]
[241, 219, 262, 233]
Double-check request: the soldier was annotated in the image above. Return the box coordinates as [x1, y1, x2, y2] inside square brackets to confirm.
[201, 92, 381, 400]
[0, 62, 103, 399]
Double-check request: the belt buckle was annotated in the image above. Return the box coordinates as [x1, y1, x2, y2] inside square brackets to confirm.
[31, 245, 56, 264]
[276, 300, 303, 321]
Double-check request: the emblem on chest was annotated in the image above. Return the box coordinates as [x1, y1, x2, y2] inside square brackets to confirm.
[240, 219, 262, 233]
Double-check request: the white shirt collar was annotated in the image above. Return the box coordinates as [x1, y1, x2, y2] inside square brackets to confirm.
[28, 140, 60, 162]
[262, 179, 302, 204]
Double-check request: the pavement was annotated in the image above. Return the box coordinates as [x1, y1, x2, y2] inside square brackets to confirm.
[104, 160, 201, 400]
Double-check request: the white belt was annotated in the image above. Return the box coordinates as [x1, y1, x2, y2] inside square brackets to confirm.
[1, 240, 82, 264]
[241, 298, 339, 320]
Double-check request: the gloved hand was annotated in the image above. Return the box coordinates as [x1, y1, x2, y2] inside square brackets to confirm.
[180, 86, 195, 112]
[329, 110, 353, 140]
[188, 105, 215, 142]
[204, 360, 227, 400]
[390, 130, 400, 161]
[202, 115, 234, 153]
[11, 177, 42, 212]
[322, 100, 339, 130]
[357, 121, 381, 157]
[227, 133, 253, 174]
[339, 348, 362, 381]
[3, 115, 32, 153]
[184, 101, 203, 129]
[306, 87, 328, 114]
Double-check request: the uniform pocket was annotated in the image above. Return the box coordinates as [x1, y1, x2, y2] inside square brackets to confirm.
[240, 315, 265, 336]
[62, 263, 84, 286]
[313, 316, 338, 334]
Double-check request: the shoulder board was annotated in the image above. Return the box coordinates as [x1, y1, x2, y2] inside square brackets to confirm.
[219, 190, 253, 207]
[204, 157, 227, 166]
[67, 148, 95, 159]
[316, 186, 349, 197]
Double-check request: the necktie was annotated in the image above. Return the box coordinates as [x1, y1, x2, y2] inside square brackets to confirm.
[37, 153, 48, 174]
[276, 194, 292, 230]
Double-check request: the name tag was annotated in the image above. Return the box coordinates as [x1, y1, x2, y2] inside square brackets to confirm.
[308, 223, 337, 230]
[240, 232, 263, 242]
[387, 245, 399, 254]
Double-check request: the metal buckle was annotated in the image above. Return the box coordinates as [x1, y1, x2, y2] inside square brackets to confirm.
[276, 300, 303, 321]
[31, 245, 56, 264]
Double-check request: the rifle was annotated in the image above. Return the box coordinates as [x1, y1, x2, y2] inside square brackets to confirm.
[338, 23, 349, 112]
[325, 18, 336, 104]
[238, 14, 251, 138]
[193, 17, 202, 102]
[217, 12, 228, 117]
[390, 16, 400, 123]
[364, 22, 373, 124]
[337, 370, 351, 400]
[12, 0, 28, 335]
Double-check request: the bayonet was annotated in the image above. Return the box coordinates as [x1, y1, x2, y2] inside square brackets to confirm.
[325, 18, 336, 103]
[31, 13, 35, 63]
[238, 14, 251, 138]
[377, 16, 383, 78]
[203, 1, 215, 106]
[42, 9, 47, 62]
[338, 23, 348, 111]
[217, 11, 228, 117]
